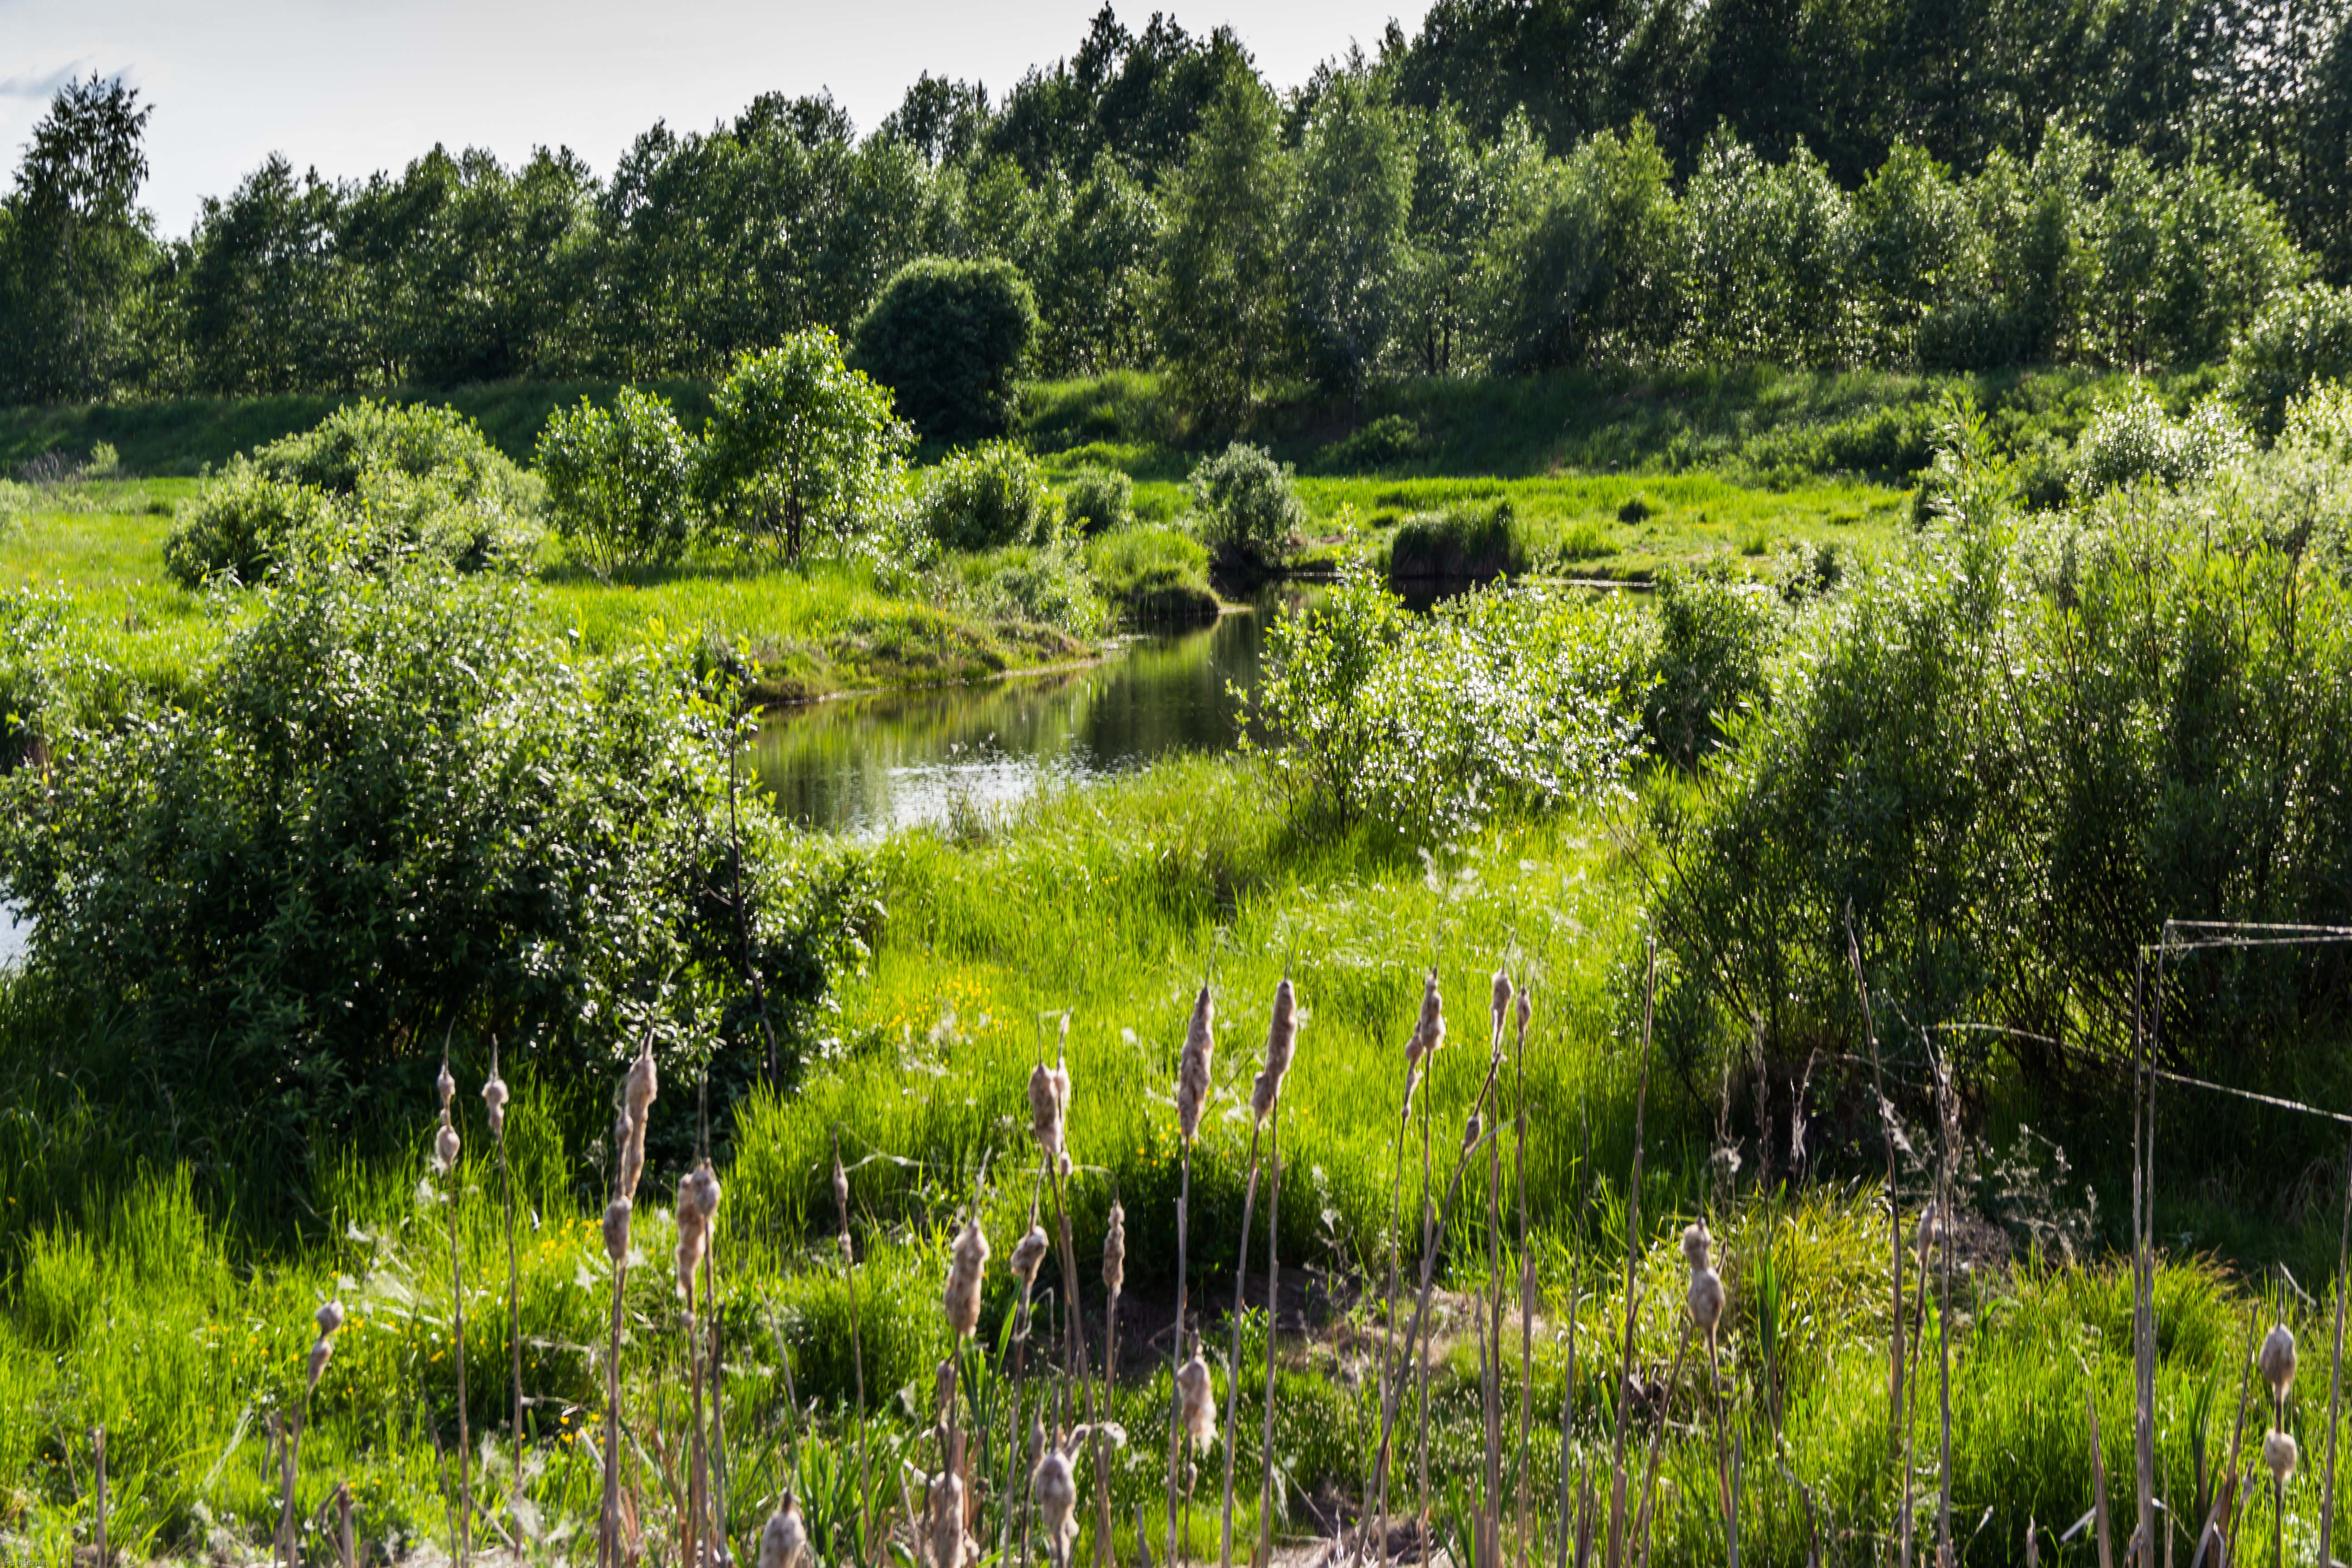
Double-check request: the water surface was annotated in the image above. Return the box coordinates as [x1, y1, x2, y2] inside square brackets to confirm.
[752, 603, 1274, 835]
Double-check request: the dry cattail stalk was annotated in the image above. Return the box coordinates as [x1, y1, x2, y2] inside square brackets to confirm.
[1177, 1354, 1216, 1449]
[2262, 1324, 2298, 1400]
[1031, 1060, 1072, 1171]
[757, 1497, 809, 1568]
[1409, 970, 1446, 1069]
[434, 1113, 461, 1177]
[2267, 1428, 2299, 1483]
[306, 1301, 345, 1394]
[945, 1218, 991, 1340]
[1010, 1224, 1051, 1339]
[481, 1071, 508, 1139]
[1177, 985, 1215, 1144]
[1034, 1438, 1079, 1568]
[1250, 978, 1298, 1124]
[603, 1199, 632, 1263]
[599, 1047, 655, 1568]
[1102, 1200, 1126, 1300]
[1489, 969, 1512, 1041]
[676, 1166, 719, 1298]
[438, 1059, 457, 1111]
[928, 1432, 971, 1568]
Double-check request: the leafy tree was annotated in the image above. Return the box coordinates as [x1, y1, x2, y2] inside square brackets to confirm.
[917, 441, 1062, 551]
[177, 156, 361, 395]
[1485, 119, 1681, 368]
[1398, 105, 1540, 375]
[879, 74, 994, 167]
[0, 75, 158, 405]
[1287, 74, 1412, 402]
[852, 256, 1038, 439]
[1034, 156, 1162, 375]
[1157, 75, 1294, 427]
[1852, 144, 1966, 364]
[1680, 132, 1854, 366]
[536, 387, 699, 576]
[1186, 441, 1303, 570]
[699, 330, 911, 564]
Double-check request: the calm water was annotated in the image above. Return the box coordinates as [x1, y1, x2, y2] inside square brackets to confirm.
[751, 601, 1279, 835]
[0, 902, 24, 968]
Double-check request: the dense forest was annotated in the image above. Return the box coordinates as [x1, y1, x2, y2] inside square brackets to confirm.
[3, 0, 2351, 415]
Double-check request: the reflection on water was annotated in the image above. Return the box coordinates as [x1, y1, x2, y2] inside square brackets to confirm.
[0, 902, 24, 968]
[752, 601, 1279, 835]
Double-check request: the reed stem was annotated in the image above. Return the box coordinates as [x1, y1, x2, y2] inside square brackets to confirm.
[1217, 1119, 1266, 1568]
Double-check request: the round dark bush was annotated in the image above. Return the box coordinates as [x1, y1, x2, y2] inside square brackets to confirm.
[852, 257, 1039, 441]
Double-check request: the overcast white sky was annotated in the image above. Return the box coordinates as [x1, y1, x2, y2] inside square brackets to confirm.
[0, 0, 1423, 239]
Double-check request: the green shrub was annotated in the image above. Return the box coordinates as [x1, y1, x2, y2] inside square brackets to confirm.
[1245, 568, 1649, 840]
[852, 256, 1038, 441]
[1058, 466, 1134, 537]
[83, 441, 120, 480]
[1083, 525, 1217, 625]
[250, 397, 536, 515]
[536, 387, 698, 576]
[1388, 500, 1526, 583]
[160, 460, 336, 586]
[1317, 414, 1423, 472]
[1186, 441, 1303, 572]
[1646, 566, 1782, 767]
[919, 441, 1060, 553]
[2227, 283, 2352, 436]
[2071, 383, 2249, 496]
[955, 542, 1106, 637]
[700, 331, 912, 565]
[0, 557, 876, 1156]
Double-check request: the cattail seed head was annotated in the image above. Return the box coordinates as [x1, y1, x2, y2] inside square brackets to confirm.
[1176, 1353, 1216, 1448]
[1102, 1200, 1126, 1298]
[926, 1447, 969, 1568]
[1514, 985, 1531, 1040]
[1464, 1111, 1483, 1152]
[2261, 1323, 2298, 1398]
[832, 1152, 851, 1222]
[1681, 1223, 1714, 1269]
[1029, 1061, 1071, 1170]
[436, 1060, 456, 1110]
[1407, 971, 1445, 1068]
[1490, 970, 1513, 1039]
[1033, 1441, 1078, 1565]
[603, 1198, 632, 1264]
[315, 1301, 346, 1338]
[625, 1040, 658, 1124]
[433, 1113, 461, 1176]
[1010, 1225, 1050, 1293]
[944, 1217, 990, 1339]
[757, 1497, 808, 1568]
[1250, 978, 1298, 1123]
[1684, 1223, 1725, 1338]
[683, 1160, 721, 1225]
[306, 1334, 333, 1393]
[482, 1073, 509, 1138]
[1176, 985, 1215, 1145]
[676, 1174, 710, 1296]
[2267, 1426, 2299, 1483]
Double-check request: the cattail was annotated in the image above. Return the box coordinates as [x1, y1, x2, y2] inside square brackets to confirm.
[928, 1432, 970, 1568]
[603, 1198, 632, 1264]
[676, 1174, 711, 1297]
[1514, 985, 1531, 1039]
[2262, 1323, 2298, 1399]
[1176, 1353, 1216, 1448]
[1250, 978, 1298, 1124]
[1407, 971, 1445, 1068]
[944, 1217, 991, 1340]
[615, 1108, 644, 1205]
[1102, 1200, 1127, 1298]
[2268, 1427, 2300, 1482]
[434, 1113, 461, 1176]
[1010, 1224, 1050, 1337]
[481, 1071, 509, 1138]
[437, 1059, 456, 1111]
[1464, 1111, 1484, 1152]
[306, 1298, 347, 1392]
[625, 1040, 658, 1125]
[1030, 1060, 1071, 1170]
[316, 1301, 346, 1337]
[1033, 1439, 1079, 1567]
[1685, 1224, 1725, 1339]
[1177, 985, 1215, 1145]
[1490, 970, 1513, 1039]
[757, 1497, 808, 1568]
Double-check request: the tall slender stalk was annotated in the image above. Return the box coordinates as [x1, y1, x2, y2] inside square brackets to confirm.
[1844, 910, 1906, 1568]
[484, 1045, 523, 1507]
[1606, 940, 1656, 1568]
[1558, 1113, 1587, 1568]
[831, 1130, 872, 1558]
[1256, 1104, 1284, 1568]
[1168, 977, 1214, 1568]
[434, 1048, 470, 1568]
[2320, 1126, 2352, 1566]
[1167, 1137, 1198, 1567]
[1514, 985, 1533, 1568]
[1217, 1123, 1266, 1568]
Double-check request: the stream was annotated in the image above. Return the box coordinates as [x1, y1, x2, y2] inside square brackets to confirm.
[751, 598, 1276, 835]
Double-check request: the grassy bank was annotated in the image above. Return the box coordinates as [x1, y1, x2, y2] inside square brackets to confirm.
[2, 752, 2348, 1566]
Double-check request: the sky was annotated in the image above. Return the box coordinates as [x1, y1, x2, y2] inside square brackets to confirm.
[0, 0, 1425, 239]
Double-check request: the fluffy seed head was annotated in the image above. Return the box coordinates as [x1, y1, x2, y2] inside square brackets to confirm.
[757, 1498, 808, 1568]
[1010, 1225, 1051, 1292]
[832, 1152, 851, 1221]
[1102, 1200, 1126, 1298]
[1490, 970, 1513, 1039]
[1250, 978, 1298, 1123]
[436, 1060, 456, 1110]
[2267, 1426, 2299, 1483]
[676, 1174, 710, 1295]
[943, 1217, 991, 1339]
[1687, 1266, 1726, 1338]
[624, 1040, 658, 1124]
[1681, 1223, 1714, 1269]
[682, 1160, 721, 1225]
[1029, 1061, 1070, 1169]
[315, 1301, 346, 1338]
[1514, 985, 1532, 1040]
[1176, 1353, 1216, 1448]
[1176, 985, 1215, 1144]
[603, 1198, 632, 1264]
[1032, 1443, 1078, 1565]
[433, 1114, 461, 1176]
[306, 1334, 333, 1393]
[926, 1456, 969, 1568]
[482, 1073, 509, 1137]
[2261, 1323, 2298, 1398]
[1408, 971, 1445, 1067]
[1464, 1111, 1484, 1152]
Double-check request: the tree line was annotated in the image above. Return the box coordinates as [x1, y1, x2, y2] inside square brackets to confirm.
[2, 0, 2347, 416]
